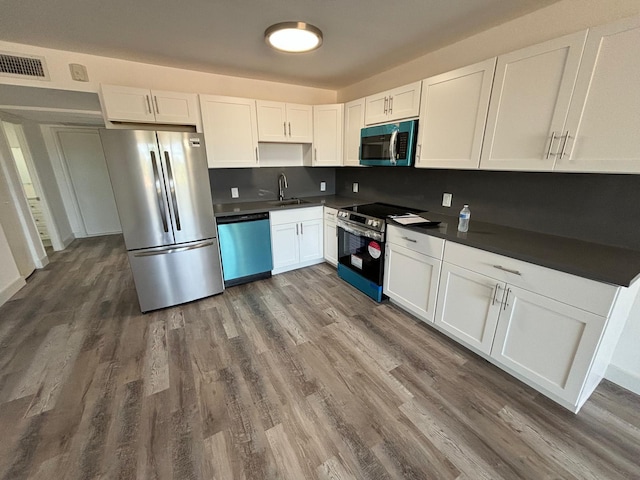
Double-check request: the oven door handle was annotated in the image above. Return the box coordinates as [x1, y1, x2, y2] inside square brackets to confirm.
[337, 220, 384, 242]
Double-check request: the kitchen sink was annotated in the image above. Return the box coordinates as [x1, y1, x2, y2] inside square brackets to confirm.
[268, 198, 309, 206]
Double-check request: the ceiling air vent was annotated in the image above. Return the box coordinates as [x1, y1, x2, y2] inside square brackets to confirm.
[0, 52, 50, 81]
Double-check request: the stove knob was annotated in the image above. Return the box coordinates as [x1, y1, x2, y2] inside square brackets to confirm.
[373, 220, 379, 227]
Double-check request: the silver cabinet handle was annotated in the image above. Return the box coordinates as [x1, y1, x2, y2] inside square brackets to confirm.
[284, 121, 287, 136]
[383, 97, 388, 114]
[492, 283, 504, 306]
[300, 222, 304, 235]
[164, 151, 181, 231]
[288, 122, 291, 137]
[150, 151, 169, 232]
[546, 131, 557, 159]
[154, 95, 160, 114]
[493, 265, 521, 276]
[146, 95, 152, 114]
[558, 131, 571, 159]
[255, 147, 259, 163]
[134, 240, 214, 257]
[296, 223, 299, 235]
[401, 236, 417, 243]
[416, 144, 422, 159]
[503, 288, 511, 310]
[389, 95, 393, 114]
[314, 148, 317, 161]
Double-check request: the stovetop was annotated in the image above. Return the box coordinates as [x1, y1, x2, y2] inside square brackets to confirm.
[337, 203, 423, 234]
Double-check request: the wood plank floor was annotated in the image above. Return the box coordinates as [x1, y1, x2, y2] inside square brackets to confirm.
[0, 235, 639, 480]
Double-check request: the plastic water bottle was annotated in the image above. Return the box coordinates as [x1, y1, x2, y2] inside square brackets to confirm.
[458, 204, 470, 232]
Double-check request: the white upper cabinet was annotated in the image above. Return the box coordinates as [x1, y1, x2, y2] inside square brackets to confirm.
[343, 98, 365, 166]
[256, 101, 313, 143]
[555, 16, 640, 173]
[313, 104, 344, 166]
[101, 85, 199, 126]
[416, 58, 496, 169]
[365, 81, 422, 125]
[479, 31, 587, 171]
[199, 95, 259, 169]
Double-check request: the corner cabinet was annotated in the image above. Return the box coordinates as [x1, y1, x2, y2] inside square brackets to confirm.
[100, 85, 200, 126]
[364, 81, 422, 125]
[313, 104, 344, 166]
[555, 16, 640, 173]
[416, 59, 496, 169]
[199, 95, 259, 168]
[270, 207, 323, 275]
[257, 101, 313, 143]
[323, 207, 338, 266]
[435, 241, 639, 412]
[383, 225, 444, 323]
[343, 98, 365, 167]
[479, 30, 587, 171]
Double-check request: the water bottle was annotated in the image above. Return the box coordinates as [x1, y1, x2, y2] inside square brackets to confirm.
[458, 204, 470, 233]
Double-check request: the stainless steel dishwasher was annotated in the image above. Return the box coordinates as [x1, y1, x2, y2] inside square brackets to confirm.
[216, 212, 273, 287]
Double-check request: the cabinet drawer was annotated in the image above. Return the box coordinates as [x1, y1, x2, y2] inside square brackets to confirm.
[443, 242, 617, 316]
[387, 224, 444, 259]
[324, 206, 338, 220]
[270, 206, 323, 226]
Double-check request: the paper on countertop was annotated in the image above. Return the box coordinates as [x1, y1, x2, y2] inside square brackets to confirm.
[389, 213, 432, 225]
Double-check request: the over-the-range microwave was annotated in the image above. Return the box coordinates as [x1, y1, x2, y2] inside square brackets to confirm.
[359, 119, 418, 167]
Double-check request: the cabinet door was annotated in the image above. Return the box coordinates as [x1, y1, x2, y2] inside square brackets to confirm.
[384, 243, 441, 323]
[299, 219, 323, 263]
[416, 59, 496, 169]
[151, 90, 199, 125]
[313, 104, 344, 166]
[386, 81, 422, 122]
[200, 95, 259, 168]
[286, 104, 313, 143]
[556, 17, 640, 173]
[435, 263, 503, 354]
[257, 101, 288, 142]
[479, 31, 587, 171]
[324, 220, 337, 266]
[343, 98, 365, 166]
[101, 85, 155, 123]
[491, 285, 606, 403]
[364, 91, 390, 125]
[271, 223, 299, 271]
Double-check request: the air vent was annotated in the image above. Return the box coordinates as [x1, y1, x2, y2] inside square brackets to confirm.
[0, 52, 49, 80]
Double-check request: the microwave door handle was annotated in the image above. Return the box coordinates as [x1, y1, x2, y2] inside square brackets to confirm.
[389, 130, 398, 165]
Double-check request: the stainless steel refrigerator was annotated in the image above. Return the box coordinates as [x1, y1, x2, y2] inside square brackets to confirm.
[99, 129, 224, 312]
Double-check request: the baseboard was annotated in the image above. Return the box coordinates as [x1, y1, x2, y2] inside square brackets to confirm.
[0, 277, 26, 307]
[605, 364, 640, 395]
[34, 254, 49, 269]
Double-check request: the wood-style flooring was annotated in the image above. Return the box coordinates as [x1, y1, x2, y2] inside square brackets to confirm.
[0, 235, 639, 480]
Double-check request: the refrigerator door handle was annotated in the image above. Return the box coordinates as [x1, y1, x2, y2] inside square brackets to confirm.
[150, 151, 169, 232]
[164, 151, 181, 231]
[133, 240, 214, 257]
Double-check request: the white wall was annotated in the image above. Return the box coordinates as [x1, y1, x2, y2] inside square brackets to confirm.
[338, 0, 640, 101]
[0, 222, 24, 306]
[0, 40, 336, 105]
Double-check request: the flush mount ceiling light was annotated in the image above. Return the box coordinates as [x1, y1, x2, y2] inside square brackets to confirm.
[265, 22, 323, 53]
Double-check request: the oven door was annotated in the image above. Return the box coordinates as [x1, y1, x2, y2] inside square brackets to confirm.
[337, 220, 385, 285]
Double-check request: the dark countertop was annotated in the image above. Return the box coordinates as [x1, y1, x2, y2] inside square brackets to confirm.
[213, 195, 362, 217]
[389, 212, 640, 287]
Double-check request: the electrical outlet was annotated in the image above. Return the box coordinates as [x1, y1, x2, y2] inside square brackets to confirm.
[442, 192, 452, 207]
[320, 181, 326, 192]
[231, 187, 239, 198]
[353, 182, 359, 193]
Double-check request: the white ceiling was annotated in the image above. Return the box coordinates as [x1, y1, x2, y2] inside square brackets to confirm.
[0, 0, 560, 89]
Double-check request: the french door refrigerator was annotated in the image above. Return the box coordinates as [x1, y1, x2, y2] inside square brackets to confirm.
[99, 129, 224, 312]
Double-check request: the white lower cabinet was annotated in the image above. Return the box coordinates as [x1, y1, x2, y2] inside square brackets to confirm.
[435, 263, 502, 354]
[323, 207, 338, 266]
[270, 207, 323, 275]
[383, 225, 444, 323]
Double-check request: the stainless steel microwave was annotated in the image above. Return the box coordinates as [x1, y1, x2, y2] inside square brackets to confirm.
[359, 119, 418, 167]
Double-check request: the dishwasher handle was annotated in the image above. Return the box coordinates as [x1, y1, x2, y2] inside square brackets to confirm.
[216, 212, 270, 225]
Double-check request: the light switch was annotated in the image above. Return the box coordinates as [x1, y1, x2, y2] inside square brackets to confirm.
[320, 181, 326, 192]
[442, 193, 452, 207]
[231, 187, 239, 198]
[353, 182, 359, 193]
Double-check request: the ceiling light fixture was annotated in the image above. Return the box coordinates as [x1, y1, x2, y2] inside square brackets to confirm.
[265, 22, 323, 53]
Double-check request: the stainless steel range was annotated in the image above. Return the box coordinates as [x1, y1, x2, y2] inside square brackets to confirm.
[336, 203, 420, 301]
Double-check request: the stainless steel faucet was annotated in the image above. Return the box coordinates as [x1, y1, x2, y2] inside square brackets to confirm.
[278, 173, 288, 201]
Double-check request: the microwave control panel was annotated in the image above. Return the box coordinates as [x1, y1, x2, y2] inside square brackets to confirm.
[396, 132, 409, 159]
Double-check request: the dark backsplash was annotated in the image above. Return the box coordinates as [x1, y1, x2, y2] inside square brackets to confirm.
[209, 167, 336, 204]
[336, 167, 640, 251]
